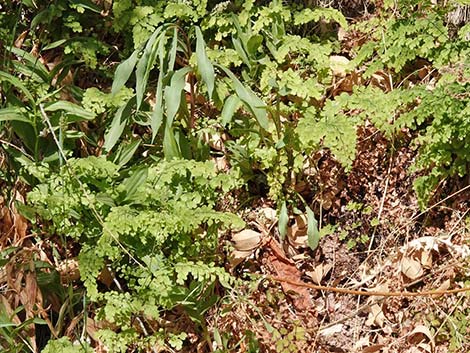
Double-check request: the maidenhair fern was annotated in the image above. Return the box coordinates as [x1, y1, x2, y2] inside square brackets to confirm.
[28, 157, 244, 351]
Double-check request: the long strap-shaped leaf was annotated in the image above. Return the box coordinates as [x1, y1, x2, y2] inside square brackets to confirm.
[195, 27, 215, 99]
[135, 28, 166, 110]
[216, 65, 268, 130]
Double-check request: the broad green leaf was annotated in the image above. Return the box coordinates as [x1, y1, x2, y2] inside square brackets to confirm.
[113, 139, 141, 167]
[123, 167, 148, 202]
[246, 34, 263, 57]
[44, 101, 95, 120]
[135, 28, 165, 109]
[0, 71, 34, 103]
[168, 27, 178, 71]
[103, 97, 135, 152]
[195, 27, 215, 98]
[221, 95, 242, 126]
[12, 61, 49, 83]
[9, 47, 49, 76]
[69, 0, 101, 13]
[306, 206, 320, 251]
[151, 74, 164, 142]
[164, 66, 192, 127]
[232, 36, 251, 68]
[163, 125, 181, 160]
[0, 108, 31, 124]
[0, 323, 17, 328]
[278, 201, 288, 241]
[217, 65, 268, 130]
[111, 49, 139, 95]
[150, 32, 169, 142]
[43, 39, 67, 51]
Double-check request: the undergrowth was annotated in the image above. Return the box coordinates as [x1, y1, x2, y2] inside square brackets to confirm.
[1, 0, 470, 351]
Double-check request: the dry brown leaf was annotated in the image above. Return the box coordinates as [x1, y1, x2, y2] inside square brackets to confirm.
[98, 265, 114, 288]
[306, 263, 332, 285]
[14, 30, 28, 48]
[431, 279, 450, 298]
[407, 324, 435, 353]
[229, 249, 253, 268]
[259, 207, 277, 223]
[366, 303, 386, 327]
[287, 214, 309, 248]
[362, 344, 387, 353]
[420, 250, 433, 268]
[212, 156, 229, 172]
[319, 323, 343, 336]
[266, 239, 312, 311]
[401, 257, 423, 280]
[232, 229, 262, 251]
[57, 258, 80, 283]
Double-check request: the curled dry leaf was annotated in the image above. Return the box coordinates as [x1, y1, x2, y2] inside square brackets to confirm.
[362, 344, 387, 353]
[319, 323, 343, 336]
[407, 325, 435, 353]
[229, 229, 262, 268]
[57, 258, 80, 283]
[212, 156, 229, 172]
[259, 207, 277, 224]
[401, 257, 423, 280]
[366, 303, 386, 327]
[287, 214, 308, 248]
[232, 229, 262, 251]
[306, 263, 333, 285]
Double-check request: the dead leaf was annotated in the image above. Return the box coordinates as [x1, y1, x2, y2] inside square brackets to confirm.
[319, 324, 343, 336]
[229, 249, 253, 268]
[407, 325, 435, 353]
[366, 303, 386, 327]
[420, 250, 433, 268]
[362, 344, 387, 353]
[266, 239, 312, 311]
[232, 229, 262, 251]
[57, 258, 80, 283]
[401, 257, 423, 280]
[259, 207, 277, 223]
[14, 30, 28, 48]
[287, 214, 309, 248]
[306, 263, 332, 285]
[98, 265, 114, 288]
[431, 279, 450, 298]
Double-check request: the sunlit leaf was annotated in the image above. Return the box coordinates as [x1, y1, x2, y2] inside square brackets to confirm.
[217, 65, 268, 130]
[0, 107, 31, 124]
[44, 101, 95, 120]
[112, 49, 139, 95]
[122, 167, 148, 202]
[221, 95, 242, 126]
[0, 71, 34, 103]
[306, 206, 320, 251]
[135, 28, 165, 109]
[278, 201, 288, 241]
[164, 67, 192, 127]
[103, 97, 135, 152]
[112, 139, 141, 167]
[195, 26, 215, 99]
